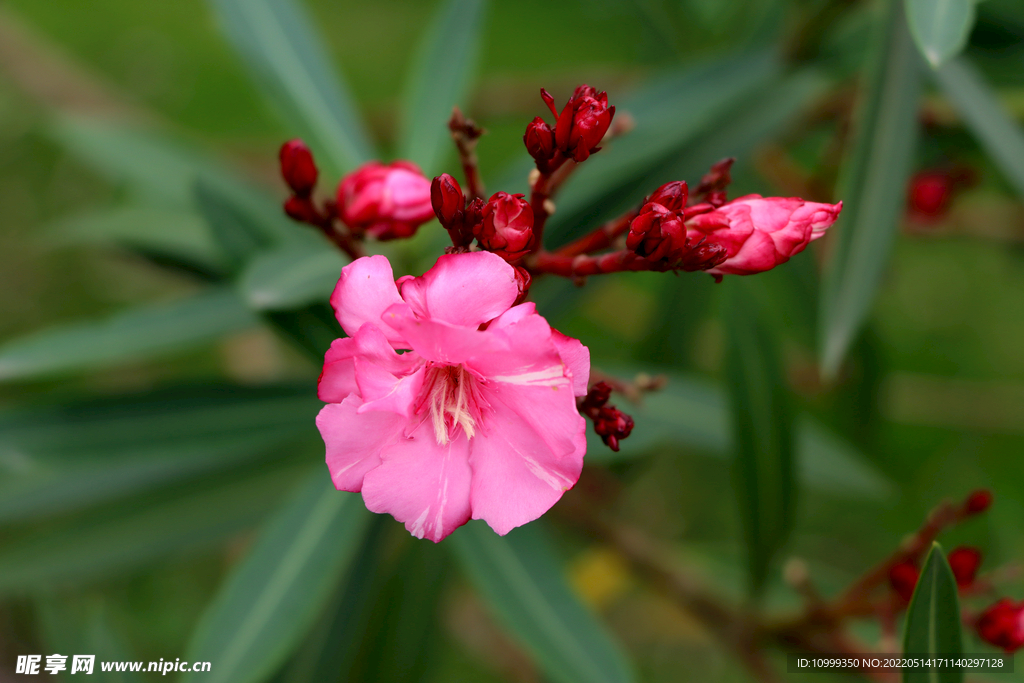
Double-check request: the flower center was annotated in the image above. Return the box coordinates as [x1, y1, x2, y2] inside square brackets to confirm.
[417, 364, 484, 445]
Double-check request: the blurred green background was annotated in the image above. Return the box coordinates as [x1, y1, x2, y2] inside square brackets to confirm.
[0, 0, 1022, 681]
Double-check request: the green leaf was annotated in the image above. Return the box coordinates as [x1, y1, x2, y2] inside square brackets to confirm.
[905, 0, 975, 68]
[0, 288, 259, 382]
[723, 279, 797, 593]
[239, 243, 346, 310]
[207, 0, 374, 174]
[47, 206, 225, 271]
[183, 472, 371, 683]
[818, 0, 924, 380]
[451, 520, 635, 683]
[0, 384, 319, 523]
[0, 462, 304, 594]
[398, 0, 487, 175]
[903, 542, 964, 683]
[264, 302, 341, 364]
[934, 57, 1024, 198]
[583, 367, 894, 500]
[36, 597, 144, 682]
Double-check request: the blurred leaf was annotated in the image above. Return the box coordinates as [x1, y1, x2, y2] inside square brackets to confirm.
[183, 473, 371, 683]
[195, 180, 276, 268]
[264, 302, 340, 364]
[451, 520, 635, 683]
[0, 384, 319, 523]
[207, 0, 374, 174]
[905, 0, 975, 68]
[240, 243, 345, 311]
[0, 462, 303, 594]
[584, 368, 894, 499]
[723, 279, 796, 593]
[819, 0, 923, 380]
[398, 0, 487, 175]
[0, 288, 259, 382]
[934, 57, 1024, 198]
[36, 597, 143, 683]
[47, 207, 225, 271]
[544, 51, 782, 243]
[903, 542, 963, 683]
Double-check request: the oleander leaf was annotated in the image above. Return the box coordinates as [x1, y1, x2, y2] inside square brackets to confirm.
[239, 243, 346, 311]
[903, 543, 963, 683]
[905, 0, 976, 68]
[183, 473, 372, 683]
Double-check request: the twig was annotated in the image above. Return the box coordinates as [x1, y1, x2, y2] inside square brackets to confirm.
[449, 106, 486, 200]
[554, 210, 638, 258]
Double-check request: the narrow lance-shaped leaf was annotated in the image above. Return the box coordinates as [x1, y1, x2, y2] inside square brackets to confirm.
[723, 278, 797, 594]
[183, 472, 371, 683]
[206, 0, 374, 174]
[934, 57, 1024, 199]
[0, 288, 259, 382]
[399, 0, 487, 175]
[451, 520, 635, 683]
[818, 0, 924, 379]
[904, 0, 976, 68]
[239, 242, 346, 311]
[903, 542, 963, 683]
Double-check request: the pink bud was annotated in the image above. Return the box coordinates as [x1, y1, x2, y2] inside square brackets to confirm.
[685, 195, 843, 277]
[337, 161, 434, 241]
[524, 117, 556, 164]
[279, 139, 318, 197]
[477, 192, 534, 258]
[977, 599, 1024, 652]
[551, 85, 615, 163]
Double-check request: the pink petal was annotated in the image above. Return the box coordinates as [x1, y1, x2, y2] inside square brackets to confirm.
[318, 337, 358, 403]
[551, 330, 590, 397]
[384, 303, 502, 365]
[355, 362, 425, 417]
[397, 251, 519, 327]
[464, 309, 563, 383]
[361, 418, 473, 542]
[330, 255, 406, 344]
[318, 324, 419, 403]
[317, 396, 405, 492]
[469, 395, 585, 536]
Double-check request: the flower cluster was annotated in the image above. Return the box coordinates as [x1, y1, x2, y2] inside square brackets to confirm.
[277, 82, 845, 541]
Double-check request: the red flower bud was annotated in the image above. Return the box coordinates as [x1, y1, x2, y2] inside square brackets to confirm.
[279, 139, 318, 197]
[513, 265, 531, 305]
[888, 561, 920, 602]
[626, 203, 686, 262]
[579, 382, 634, 452]
[337, 160, 434, 241]
[477, 192, 534, 258]
[947, 546, 982, 588]
[695, 158, 735, 207]
[646, 181, 688, 212]
[524, 117, 556, 164]
[977, 599, 1024, 652]
[908, 171, 953, 221]
[549, 84, 615, 163]
[283, 195, 318, 224]
[966, 489, 993, 514]
[431, 173, 464, 228]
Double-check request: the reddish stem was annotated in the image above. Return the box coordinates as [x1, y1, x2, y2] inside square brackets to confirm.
[554, 210, 637, 257]
[526, 249, 665, 278]
[449, 106, 486, 200]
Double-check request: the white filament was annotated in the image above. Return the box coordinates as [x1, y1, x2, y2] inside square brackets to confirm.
[423, 365, 477, 445]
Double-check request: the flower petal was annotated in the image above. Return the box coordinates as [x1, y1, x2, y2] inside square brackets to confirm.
[469, 394, 585, 536]
[330, 255, 406, 344]
[361, 418, 473, 542]
[317, 395, 405, 492]
[551, 329, 590, 397]
[384, 303, 502, 365]
[318, 324, 419, 403]
[355, 362, 425, 417]
[397, 251, 519, 327]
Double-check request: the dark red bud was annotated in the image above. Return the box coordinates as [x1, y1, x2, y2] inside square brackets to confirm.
[646, 181, 688, 212]
[284, 196, 318, 224]
[478, 192, 534, 258]
[513, 266, 531, 305]
[552, 85, 615, 163]
[966, 489, 993, 514]
[908, 171, 953, 219]
[279, 139, 318, 197]
[540, 88, 558, 118]
[580, 382, 633, 452]
[695, 158, 735, 207]
[677, 240, 728, 272]
[947, 546, 982, 588]
[888, 561, 920, 603]
[431, 173, 464, 228]
[524, 117, 556, 164]
[626, 204, 685, 262]
[977, 599, 1024, 652]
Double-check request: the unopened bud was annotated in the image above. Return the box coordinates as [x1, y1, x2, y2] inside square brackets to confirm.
[966, 489, 993, 514]
[695, 158, 734, 207]
[548, 84, 615, 163]
[284, 195, 318, 224]
[626, 203, 686, 262]
[431, 173, 464, 228]
[477, 192, 534, 259]
[524, 117, 556, 164]
[947, 546, 982, 588]
[646, 181, 688, 212]
[888, 561, 919, 602]
[279, 139, 318, 197]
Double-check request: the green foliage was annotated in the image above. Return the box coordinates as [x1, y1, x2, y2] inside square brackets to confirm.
[905, 0, 976, 68]
[902, 543, 964, 683]
[819, 0, 924, 379]
[451, 521, 635, 683]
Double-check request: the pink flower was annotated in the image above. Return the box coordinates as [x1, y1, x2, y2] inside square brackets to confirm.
[337, 161, 435, 240]
[316, 251, 590, 541]
[685, 195, 842, 276]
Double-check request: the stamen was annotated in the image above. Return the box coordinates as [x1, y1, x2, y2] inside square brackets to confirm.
[420, 365, 479, 445]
